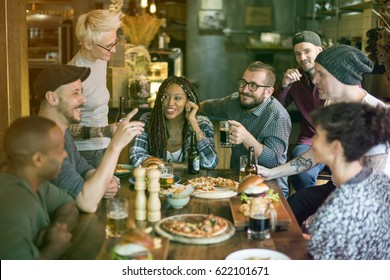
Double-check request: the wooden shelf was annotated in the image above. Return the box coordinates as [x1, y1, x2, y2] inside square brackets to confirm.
[246, 45, 291, 51]
[340, 1, 372, 11]
[303, 1, 373, 20]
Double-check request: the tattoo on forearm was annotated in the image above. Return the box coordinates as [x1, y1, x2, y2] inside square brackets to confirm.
[103, 125, 113, 138]
[90, 127, 104, 138]
[290, 156, 313, 172]
[70, 125, 111, 139]
[69, 124, 82, 137]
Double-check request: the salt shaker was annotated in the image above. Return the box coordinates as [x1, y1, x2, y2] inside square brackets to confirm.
[134, 167, 147, 221]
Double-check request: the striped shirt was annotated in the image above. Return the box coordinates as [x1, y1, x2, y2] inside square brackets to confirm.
[129, 113, 218, 169]
[203, 93, 292, 196]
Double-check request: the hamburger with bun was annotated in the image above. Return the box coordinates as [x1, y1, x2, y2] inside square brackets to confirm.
[141, 157, 164, 169]
[237, 174, 269, 196]
[112, 228, 154, 260]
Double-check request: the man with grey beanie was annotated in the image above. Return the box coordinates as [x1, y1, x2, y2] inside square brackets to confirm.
[275, 30, 325, 192]
[258, 44, 388, 226]
[315, 44, 379, 104]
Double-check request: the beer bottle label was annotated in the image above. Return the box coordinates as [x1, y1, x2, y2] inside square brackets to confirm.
[193, 156, 200, 172]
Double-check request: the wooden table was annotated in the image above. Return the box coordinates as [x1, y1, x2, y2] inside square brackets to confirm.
[62, 165, 311, 260]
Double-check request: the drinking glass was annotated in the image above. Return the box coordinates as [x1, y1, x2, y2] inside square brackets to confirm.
[106, 197, 129, 238]
[159, 163, 174, 189]
[239, 155, 248, 182]
[247, 197, 277, 240]
[219, 120, 233, 148]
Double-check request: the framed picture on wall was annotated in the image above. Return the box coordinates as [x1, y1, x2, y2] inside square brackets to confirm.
[198, 10, 226, 30]
[200, 0, 223, 10]
[245, 7, 272, 27]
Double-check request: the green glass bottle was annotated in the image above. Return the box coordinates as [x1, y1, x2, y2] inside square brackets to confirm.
[245, 146, 258, 176]
[188, 132, 200, 174]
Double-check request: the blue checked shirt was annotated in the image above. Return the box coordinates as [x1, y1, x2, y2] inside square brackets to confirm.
[129, 113, 218, 169]
[203, 93, 291, 196]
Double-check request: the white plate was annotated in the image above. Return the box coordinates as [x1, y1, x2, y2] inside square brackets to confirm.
[191, 187, 237, 199]
[225, 249, 290, 260]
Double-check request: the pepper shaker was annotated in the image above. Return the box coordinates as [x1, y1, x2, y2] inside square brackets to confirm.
[146, 168, 161, 222]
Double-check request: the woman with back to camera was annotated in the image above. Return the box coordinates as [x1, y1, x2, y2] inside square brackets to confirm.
[307, 102, 390, 259]
[68, 9, 122, 168]
[129, 76, 218, 169]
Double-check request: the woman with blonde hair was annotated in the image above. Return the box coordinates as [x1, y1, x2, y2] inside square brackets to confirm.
[68, 9, 122, 167]
[129, 76, 218, 169]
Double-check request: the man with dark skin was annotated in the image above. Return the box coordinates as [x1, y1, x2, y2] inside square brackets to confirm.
[0, 116, 79, 259]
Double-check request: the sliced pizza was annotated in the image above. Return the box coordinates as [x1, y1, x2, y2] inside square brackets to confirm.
[187, 176, 238, 192]
[187, 177, 216, 192]
[162, 214, 228, 238]
[213, 177, 239, 190]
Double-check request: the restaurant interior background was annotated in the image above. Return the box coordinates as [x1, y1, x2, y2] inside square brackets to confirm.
[1, 0, 389, 164]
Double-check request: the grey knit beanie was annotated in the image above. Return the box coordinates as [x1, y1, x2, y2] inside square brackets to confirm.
[315, 44, 373, 85]
[292, 31, 322, 47]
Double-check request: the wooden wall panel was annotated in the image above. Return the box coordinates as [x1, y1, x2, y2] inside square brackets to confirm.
[0, 0, 29, 163]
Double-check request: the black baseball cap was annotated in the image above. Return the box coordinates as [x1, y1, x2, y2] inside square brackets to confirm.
[33, 65, 90, 102]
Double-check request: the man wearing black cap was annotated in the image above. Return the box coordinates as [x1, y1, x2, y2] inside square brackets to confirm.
[258, 45, 387, 226]
[276, 31, 326, 192]
[35, 65, 144, 213]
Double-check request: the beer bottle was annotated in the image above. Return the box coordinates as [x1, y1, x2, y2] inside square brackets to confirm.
[188, 132, 200, 174]
[116, 96, 126, 122]
[245, 146, 258, 175]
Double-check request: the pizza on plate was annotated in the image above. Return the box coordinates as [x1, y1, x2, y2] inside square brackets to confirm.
[162, 214, 228, 238]
[187, 176, 238, 192]
[213, 177, 239, 190]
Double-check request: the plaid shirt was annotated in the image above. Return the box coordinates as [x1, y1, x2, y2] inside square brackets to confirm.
[203, 93, 291, 196]
[129, 113, 218, 169]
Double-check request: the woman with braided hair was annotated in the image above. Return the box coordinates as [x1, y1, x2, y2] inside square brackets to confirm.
[129, 76, 218, 169]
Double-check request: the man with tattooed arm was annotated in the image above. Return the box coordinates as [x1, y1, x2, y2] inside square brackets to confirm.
[257, 45, 388, 225]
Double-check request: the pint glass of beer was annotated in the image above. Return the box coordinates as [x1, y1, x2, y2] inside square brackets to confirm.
[219, 121, 233, 148]
[160, 163, 174, 189]
[247, 197, 277, 240]
[106, 197, 129, 238]
[239, 155, 248, 182]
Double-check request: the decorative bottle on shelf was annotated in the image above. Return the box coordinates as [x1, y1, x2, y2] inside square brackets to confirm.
[128, 72, 151, 109]
[116, 96, 126, 122]
[188, 132, 200, 174]
[245, 146, 258, 176]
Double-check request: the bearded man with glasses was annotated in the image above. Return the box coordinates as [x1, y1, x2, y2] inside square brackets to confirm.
[199, 61, 292, 197]
[67, 9, 123, 168]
